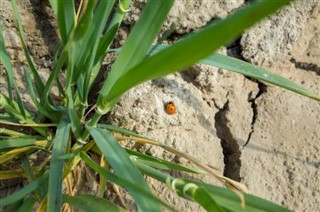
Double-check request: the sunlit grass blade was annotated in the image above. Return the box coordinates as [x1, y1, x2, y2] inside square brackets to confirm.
[73, 0, 115, 105]
[135, 161, 224, 211]
[0, 126, 27, 137]
[151, 43, 320, 101]
[98, 124, 218, 171]
[201, 53, 320, 101]
[136, 162, 289, 212]
[55, 0, 76, 45]
[0, 172, 48, 207]
[22, 155, 45, 201]
[80, 151, 176, 211]
[125, 149, 206, 174]
[99, 0, 293, 111]
[72, 0, 115, 76]
[24, 67, 54, 120]
[0, 140, 50, 164]
[47, 116, 71, 211]
[62, 195, 125, 212]
[90, 144, 205, 174]
[66, 86, 82, 139]
[0, 137, 45, 149]
[86, 126, 162, 212]
[89, 0, 132, 88]
[97, 0, 174, 114]
[0, 26, 15, 102]
[11, 0, 44, 96]
[187, 180, 291, 212]
[95, 0, 132, 62]
[19, 196, 36, 212]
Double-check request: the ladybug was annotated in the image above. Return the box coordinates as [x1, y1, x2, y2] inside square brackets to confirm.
[165, 101, 176, 115]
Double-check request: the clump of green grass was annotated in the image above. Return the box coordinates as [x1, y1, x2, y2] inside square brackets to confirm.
[1, 0, 319, 211]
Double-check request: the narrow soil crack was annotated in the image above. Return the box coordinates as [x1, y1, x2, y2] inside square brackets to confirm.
[214, 100, 241, 181]
[242, 81, 267, 148]
[290, 58, 320, 76]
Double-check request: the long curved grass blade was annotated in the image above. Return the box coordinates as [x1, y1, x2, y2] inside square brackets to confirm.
[47, 116, 71, 211]
[74, 0, 115, 105]
[136, 162, 289, 212]
[89, 0, 133, 89]
[150, 44, 320, 101]
[0, 126, 28, 137]
[0, 172, 48, 207]
[80, 151, 176, 211]
[90, 144, 206, 174]
[98, 0, 293, 111]
[18, 196, 36, 212]
[0, 166, 41, 180]
[201, 53, 320, 101]
[125, 149, 206, 174]
[24, 67, 53, 120]
[97, 124, 217, 171]
[11, 0, 44, 96]
[0, 137, 44, 149]
[187, 180, 291, 212]
[95, 0, 132, 62]
[0, 26, 15, 102]
[0, 140, 49, 164]
[135, 162, 224, 211]
[62, 195, 125, 212]
[55, 0, 76, 45]
[86, 126, 162, 212]
[96, 0, 174, 114]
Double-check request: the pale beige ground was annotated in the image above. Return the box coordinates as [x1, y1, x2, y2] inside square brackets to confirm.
[1, 0, 319, 211]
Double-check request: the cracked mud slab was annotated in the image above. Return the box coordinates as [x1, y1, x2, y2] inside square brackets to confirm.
[1, 0, 319, 211]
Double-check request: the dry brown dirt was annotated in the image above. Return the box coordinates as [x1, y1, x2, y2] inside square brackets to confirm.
[1, 0, 319, 211]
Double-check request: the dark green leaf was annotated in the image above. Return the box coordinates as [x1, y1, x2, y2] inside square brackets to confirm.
[86, 126, 161, 212]
[47, 116, 71, 211]
[62, 195, 125, 212]
[0, 172, 48, 207]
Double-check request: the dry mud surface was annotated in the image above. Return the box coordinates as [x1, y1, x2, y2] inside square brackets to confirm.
[1, 0, 319, 211]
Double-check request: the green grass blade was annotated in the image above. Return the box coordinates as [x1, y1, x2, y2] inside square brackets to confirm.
[97, 124, 209, 165]
[86, 126, 162, 212]
[80, 151, 176, 211]
[40, 44, 68, 108]
[187, 180, 291, 212]
[23, 67, 54, 120]
[76, 0, 115, 105]
[97, 0, 174, 113]
[201, 53, 320, 101]
[89, 0, 132, 88]
[47, 116, 71, 212]
[95, 0, 132, 63]
[97, 0, 293, 112]
[12, 84, 26, 118]
[136, 162, 289, 212]
[134, 162, 224, 211]
[17, 196, 36, 212]
[125, 149, 205, 174]
[0, 26, 15, 102]
[0, 172, 48, 207]
[56, 0, 75, 45]
[0, 137, 44, 149]
[66, 86, 82, 139]
[151, 44, 320, 101]
[190, 187, 225, 212]
[11, 0, 45, 96]
[62, 195, 125, 212]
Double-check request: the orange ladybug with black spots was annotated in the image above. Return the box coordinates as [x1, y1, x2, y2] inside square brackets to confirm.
[165, 101, 176, 115]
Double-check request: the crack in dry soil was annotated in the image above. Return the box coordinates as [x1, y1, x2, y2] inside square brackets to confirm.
[242, 82, 267, 149]
[214, 100, 241, 181]
[290, 58, 320, 76]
